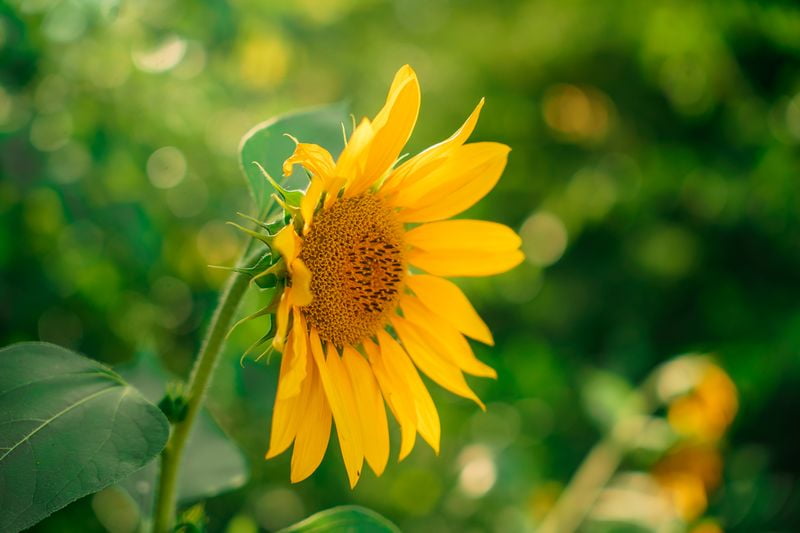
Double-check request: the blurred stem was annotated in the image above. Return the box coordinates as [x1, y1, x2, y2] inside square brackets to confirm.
[538, 374, 660, 533]
[152, 243, 260, 533]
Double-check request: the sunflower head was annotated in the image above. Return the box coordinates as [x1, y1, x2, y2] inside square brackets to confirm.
[299, 193, 405, 347]
[241, 65, 522, 487]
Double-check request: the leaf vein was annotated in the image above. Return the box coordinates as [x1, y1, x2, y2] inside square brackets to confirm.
[0, 385, 118, 463]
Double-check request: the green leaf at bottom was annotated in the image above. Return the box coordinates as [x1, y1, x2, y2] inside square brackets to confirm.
[0, 342, 169, 533]
[279, 505, 401, 533]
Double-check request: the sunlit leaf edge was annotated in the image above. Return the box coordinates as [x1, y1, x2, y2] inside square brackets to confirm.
[278, 505, 401, 533]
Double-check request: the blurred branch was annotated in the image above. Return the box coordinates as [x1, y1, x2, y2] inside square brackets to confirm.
[538, 373, 661, 533]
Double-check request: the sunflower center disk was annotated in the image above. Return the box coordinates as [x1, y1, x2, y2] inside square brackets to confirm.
[299, 193, 406, 347]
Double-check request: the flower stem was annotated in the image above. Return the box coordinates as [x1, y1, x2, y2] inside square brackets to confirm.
[152, 251, 254, 533]
[536, 425, 635, 533]
[537, 373, 661, 533]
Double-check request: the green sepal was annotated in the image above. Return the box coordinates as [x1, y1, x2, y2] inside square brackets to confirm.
[158, 381, 189, 423]
[252, 161, 304, 208]
[173, 503, 206, 533]
[251, 258, 287, 289]
[236, 212, 286, 235]
[254, 272, 278, 289]
[241, 331, 274, 365]
[271, 192, 302, 220]
[226, 221, 275, 247]
[226, 300, 278, 341]
[232, 250, 274, 276]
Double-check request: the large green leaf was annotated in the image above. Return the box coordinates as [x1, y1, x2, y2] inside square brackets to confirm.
[0, 342, 169, 533]
[116, 351, 247, 525]
[279, 506, 401, 533]
[239, 102, 349, 213]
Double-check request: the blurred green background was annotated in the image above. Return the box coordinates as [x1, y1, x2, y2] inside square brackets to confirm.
[2, 0, 800, 531]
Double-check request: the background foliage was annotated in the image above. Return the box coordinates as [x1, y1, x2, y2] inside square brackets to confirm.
[1, 0, 800, 531]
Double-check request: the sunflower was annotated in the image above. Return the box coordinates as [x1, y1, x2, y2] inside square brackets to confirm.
[263, 65, 522, 487]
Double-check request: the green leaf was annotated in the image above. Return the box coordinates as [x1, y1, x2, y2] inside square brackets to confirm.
[239, 102, 349, 213]
[279, 506, 401, 533]
[116, 351, 247, 524]
[0, 342, 169, 533]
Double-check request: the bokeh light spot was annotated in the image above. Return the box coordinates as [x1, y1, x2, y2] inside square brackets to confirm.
[252, 487, 304, 531]
[147, 146, 187, 189]
[543, 84, 611, 143]
[166, 176, 209, 218]
[0, 86, 11, 125]
[91, 487, 139, 533]
[30, 112, 73, 152]
[133, 36, 187, 73]
[42, 0, 87, 43]
[633, 225, 697, 279]
[34, 75, 69, 113]
[785, 92, 800, 141]
[389, 468, 442, 515]
[173, 41, 207, 80]
[521, 211, 568, 267]
[238, 35, 290, 89]
[565, 169, 618, 221]
[24, 187, 63, 236]
[196, 220, 241, 266]
[150, 276, 193, 330]
[470, 403, 521, 449]
[659, 56, 713, 115]
[457, 444, 497, 498]
[48, 141, 91, 183]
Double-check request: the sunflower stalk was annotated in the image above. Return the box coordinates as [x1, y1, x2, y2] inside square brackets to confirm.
[152, 240, 264, 533]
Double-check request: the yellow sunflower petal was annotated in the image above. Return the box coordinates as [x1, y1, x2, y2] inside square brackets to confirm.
[300, 176, 325, 233]
[309, 329, 364, 488]
[391, 141, 509, 208]
[400, 294, 497, 378]
[406, 274, 493, 345]
[381, 98, 484, 196]
[282, 141, 336, 182]
[394, 142, 510, 223]
[377, 330, 440, 454]
[342, 345, 390, 476]
[408, 248, 524, 277]
[325, 344, 365, 488]
[289, 259, 313, 306]
[392, 316, 485, 410]
[405, 220, 521, 253]
[336, 118, 373, 187]
[272, 287, 293, 352]
[363, 338, 417, 460]
[266, 389, 300, 459]
[347, 65, 420, 197]
[266, 330, 308, 458]
[277, 309, 308, 400]
[273, 225, 300, 265]
[290, 361, 332, 483]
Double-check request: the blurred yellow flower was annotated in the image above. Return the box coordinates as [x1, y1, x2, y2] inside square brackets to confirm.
[652, 445, 723, 522]
[690, 520, 724, 533]
[265, 65, 522, 487]
[238, 35, 290, 90]
[668, 363, 738, 442]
